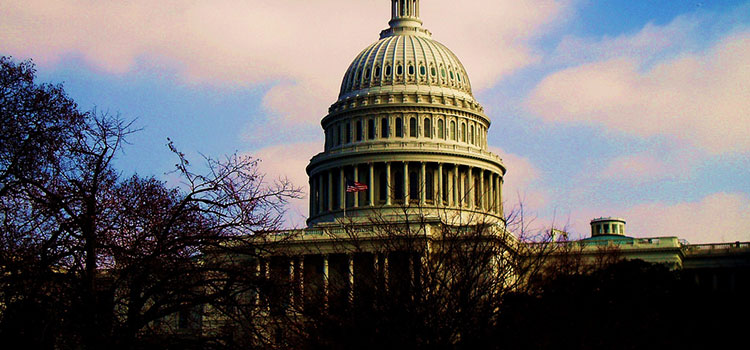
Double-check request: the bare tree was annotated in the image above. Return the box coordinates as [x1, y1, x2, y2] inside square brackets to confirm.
[0, 56, 301, 350]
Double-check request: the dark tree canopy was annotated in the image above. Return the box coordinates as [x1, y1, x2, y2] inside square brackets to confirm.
[0, 56, 300, 350]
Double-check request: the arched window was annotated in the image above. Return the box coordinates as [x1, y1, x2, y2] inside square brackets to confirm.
[461, 123, 466, 142]
[368, 119, 375, 140]
[420, 66, 426, 75]
[385, 65, 392, 77]
[396, 64, 403, 76]
[345, 122, 351, 144]
[356, 120, 363, 141]
[381, 117, 389, 138]
[437, 119, 444, 139]
[450, 121, 456, 141]
[409, 117, 417, 137]
[423, 118, 431, 138]
[470, 125, 474, 145]
[395, 117, 403, 137]
[408, 65, 414, 75]
[336, 125, 342, 145]
[375, 66, 381, 77]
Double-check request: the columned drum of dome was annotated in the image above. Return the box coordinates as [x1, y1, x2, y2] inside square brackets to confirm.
[307, 0, 506, 227]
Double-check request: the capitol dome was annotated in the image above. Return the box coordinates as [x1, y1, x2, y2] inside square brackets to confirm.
[307, 0, 505, 227]
[338, 33, 474, 104]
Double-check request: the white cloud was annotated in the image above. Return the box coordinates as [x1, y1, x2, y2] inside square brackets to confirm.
[1, 0, 569, 126]
[528, 28, 750, 154]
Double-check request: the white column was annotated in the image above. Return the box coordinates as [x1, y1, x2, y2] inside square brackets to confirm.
[353, 166, 359, 208]
[479, 169, 485, 211]
[339, 167, 345, 209]
[420, 162, 426, 205]
[437, 163, 443, 206]
[453, 165, 459, 207]
[386, 162, 392, 205]
[404, 162, 409, 203]
[327, 171, 333, 211]
[468, 167, 473, 209]
[369, 163, 375, 206]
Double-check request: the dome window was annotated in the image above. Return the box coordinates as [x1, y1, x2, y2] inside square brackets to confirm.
[356, 121, 363, 141]
[345, 123, 351, 143]
[420, 66, 426, 75]
[450, 71, 454, 80]
[395, 117, 403, 137]
[375, 66, 381, 77]
[396, 64, 403, 76]
[365, 68, 371, 80]
[381, 117, 389, 138]
[457, 73, 462, 82]
[409, 117, 417, 137]
[431, 67, 436, 76]
[438, 119, 444, 139]
[441, 68, 446, 78]
[385, 65, 392, 77]
[408, 65, 414, 75]
[423, 118, 431, 138]
[368, 119, 376, 140]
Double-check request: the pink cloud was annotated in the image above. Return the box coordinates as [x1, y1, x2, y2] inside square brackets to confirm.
[527, 31, 750, 154]
[1, 0, 569, 126]
[249, 141, 322, 228]
[622, 192, 750, 243]
[489, 147, 548, 217]
[563, 193, 750, 243]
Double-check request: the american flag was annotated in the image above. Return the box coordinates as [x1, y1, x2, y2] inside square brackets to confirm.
[346, 178, 368, 192]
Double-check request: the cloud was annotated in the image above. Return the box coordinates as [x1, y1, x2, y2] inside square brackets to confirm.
[597, 148, 698, 184]
[622, 192, 750, 243]
[490, 147, 548, 215]
[527, 30, 750, 154]
[250, 141, 322, 228]
[1, 0, 568, 125]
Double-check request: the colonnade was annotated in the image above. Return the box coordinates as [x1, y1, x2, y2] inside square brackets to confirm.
[309, 161, 503, 219]
[256, 251, 423, 308]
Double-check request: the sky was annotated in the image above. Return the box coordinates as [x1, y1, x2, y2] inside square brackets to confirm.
[2, 0, 749, 243]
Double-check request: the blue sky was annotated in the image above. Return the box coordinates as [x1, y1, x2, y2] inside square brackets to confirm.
[3, 0, 749, 242]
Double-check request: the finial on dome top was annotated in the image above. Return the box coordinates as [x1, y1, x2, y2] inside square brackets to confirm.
[381, 0, 431, 38]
